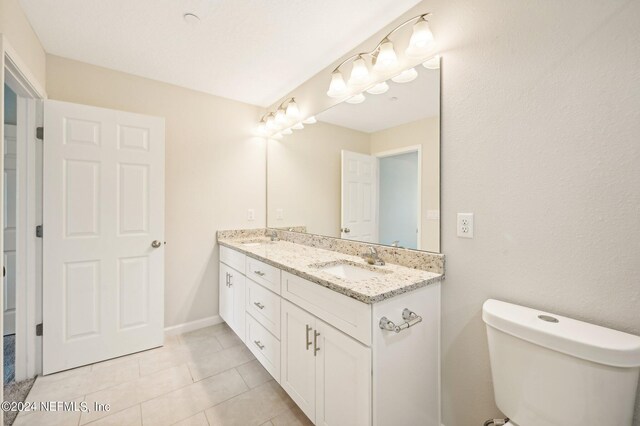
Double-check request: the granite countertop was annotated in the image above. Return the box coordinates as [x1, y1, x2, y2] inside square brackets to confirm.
[218, 236, 443, 304]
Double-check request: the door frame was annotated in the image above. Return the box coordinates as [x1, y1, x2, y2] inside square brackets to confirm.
[373, 145, 422, 250]
[2, 35, 47, 383]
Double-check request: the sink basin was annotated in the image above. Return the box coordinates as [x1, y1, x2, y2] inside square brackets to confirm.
[311, 260, 388, 281]
[240, 239, 273, 247]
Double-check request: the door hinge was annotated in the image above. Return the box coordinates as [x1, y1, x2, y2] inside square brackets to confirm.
[36, 323, 43, 336]
[36, 225, 43, 238]
[36, 127, 44, 140]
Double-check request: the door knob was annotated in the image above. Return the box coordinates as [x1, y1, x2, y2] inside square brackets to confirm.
[151, 240, 162, 248]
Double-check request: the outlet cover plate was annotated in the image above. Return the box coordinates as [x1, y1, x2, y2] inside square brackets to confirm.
[457, 213, 474, 238]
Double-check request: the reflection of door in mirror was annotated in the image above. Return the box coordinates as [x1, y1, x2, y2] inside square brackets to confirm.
[378, 149, 419, 250]
[340, 150, 377, 242]
[341, 148, 420, 250]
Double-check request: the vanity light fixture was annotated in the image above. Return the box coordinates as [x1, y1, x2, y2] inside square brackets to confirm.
[285, 98, 300, 121]
[346, 93, 366, 104]
[274, 108, 287, 128]
[422, 54, 441, 69]
[326, 13, 436, 99]
[291, 122, 304, 130]
[372, 39, 398, 73]
[265, 113, 276, 131]
[406, 16, 435, 57]
[348, 55, 370, 87]
[302, 116, 317, 124]
[366, 81, 390, 95]
[327, 70, 348, 98]
[391, 67, 418, 83]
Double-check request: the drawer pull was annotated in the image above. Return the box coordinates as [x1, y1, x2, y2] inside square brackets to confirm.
[228, 274, 233, 287]
[254, 301, 265, 310]
[254, 270, 266, 277]
[314, 330, 320, 356]
[254, 340, 265, 350]
[305, 325, 312, 350]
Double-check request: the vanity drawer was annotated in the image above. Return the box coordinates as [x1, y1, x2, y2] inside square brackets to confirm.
[220, 246, 246, 274]
[245, 257, 281, 294]
[246, 313, 280, 382]
[281, 271, 372, 346]
[246, 280, 281, 338]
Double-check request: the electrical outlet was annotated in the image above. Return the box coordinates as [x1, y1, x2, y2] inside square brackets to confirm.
[247, 209, 255, 221]
[457, 213, 474, 238]
[276, 209, 284, 220]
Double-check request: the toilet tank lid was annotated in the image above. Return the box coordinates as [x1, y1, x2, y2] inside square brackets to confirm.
[482, 299, 640, 368]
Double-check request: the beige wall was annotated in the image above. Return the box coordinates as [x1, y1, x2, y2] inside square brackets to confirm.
[265, 0, 640, 424]
[46, 55, 265, 328]
[267, 121, 369, 237]
[0, 0, 46, 89]
[370, 116, 440, 252]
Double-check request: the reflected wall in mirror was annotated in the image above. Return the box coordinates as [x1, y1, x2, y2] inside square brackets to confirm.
[267, 63, 440, 253]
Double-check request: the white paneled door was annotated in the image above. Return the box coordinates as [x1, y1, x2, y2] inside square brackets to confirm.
[341, 150, 377, 243]
[3, 125, 17, 336]
[43, 100, 165, 374]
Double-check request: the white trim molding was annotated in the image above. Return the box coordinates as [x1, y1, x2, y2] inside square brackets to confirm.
[164, 315, 224, 336]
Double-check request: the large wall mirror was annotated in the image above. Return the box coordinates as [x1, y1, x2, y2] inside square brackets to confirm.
[267, 62, 440, 253]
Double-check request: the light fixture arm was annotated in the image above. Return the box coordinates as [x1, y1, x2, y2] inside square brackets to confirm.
[331, 13, 432, 72]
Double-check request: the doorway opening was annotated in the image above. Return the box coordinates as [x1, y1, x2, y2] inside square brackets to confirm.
[377, 150, 420, 250]
[3, 84, 17, 384]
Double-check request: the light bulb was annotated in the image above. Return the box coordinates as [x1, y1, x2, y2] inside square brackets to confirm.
[373, 40, 398, 73]
[285, 99, 300, 121]
[422, 55, 441, 70]
[265, 115, 276, 130]
[366, 81, 389, 95]
[406, 18, 435, 57]
[303, 116, 317, 124]
[292, 122, 304, 130]
[327, 70, 348, 98]
[271, 132, 283, 140]
[282, 128, 293, 135]
[256, 121, 267, 136]
[274, 108, 287, 127]
[391, 68, 418, 83]
[346, 93, 365, 104]
[348, 56, 370, 87]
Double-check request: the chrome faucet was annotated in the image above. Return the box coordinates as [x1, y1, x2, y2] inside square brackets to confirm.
[363, 245, 385, 266]
[270, 230, 279, 242]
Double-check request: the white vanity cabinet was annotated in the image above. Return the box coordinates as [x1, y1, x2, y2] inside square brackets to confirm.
[281, 300, 371, 425]
[219, 244, 441, 426]
[219, 247, 246, 341]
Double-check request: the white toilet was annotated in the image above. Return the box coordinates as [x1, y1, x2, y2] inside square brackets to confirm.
[483, 299, 640, 426]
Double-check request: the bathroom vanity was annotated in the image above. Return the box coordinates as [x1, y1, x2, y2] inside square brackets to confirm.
[218, 229, 443, 426]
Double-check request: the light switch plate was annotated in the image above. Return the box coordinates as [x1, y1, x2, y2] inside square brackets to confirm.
[457, 213, 474, 238]
[247, 209, 255, 221]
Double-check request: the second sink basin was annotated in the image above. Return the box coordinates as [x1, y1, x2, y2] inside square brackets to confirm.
[310, 260, 389, 281]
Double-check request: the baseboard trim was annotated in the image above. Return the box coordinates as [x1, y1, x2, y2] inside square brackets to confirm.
[164, 315, 223, 336]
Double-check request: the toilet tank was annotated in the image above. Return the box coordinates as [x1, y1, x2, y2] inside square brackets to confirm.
[483, 299, 640, 426]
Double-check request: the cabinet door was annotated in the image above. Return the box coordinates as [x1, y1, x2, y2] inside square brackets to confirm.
[230, 270, 245, 342]
[315, 319, 372, 426]
[281, 300, 317, 422]
[219, 263, 234, 325]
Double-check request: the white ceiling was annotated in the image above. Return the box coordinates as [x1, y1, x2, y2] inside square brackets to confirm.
[317, 66, 440, 133]
[19, 0, 422, 107]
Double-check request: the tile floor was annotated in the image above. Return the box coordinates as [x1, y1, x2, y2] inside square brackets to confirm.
[14, 323, 313, 426]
